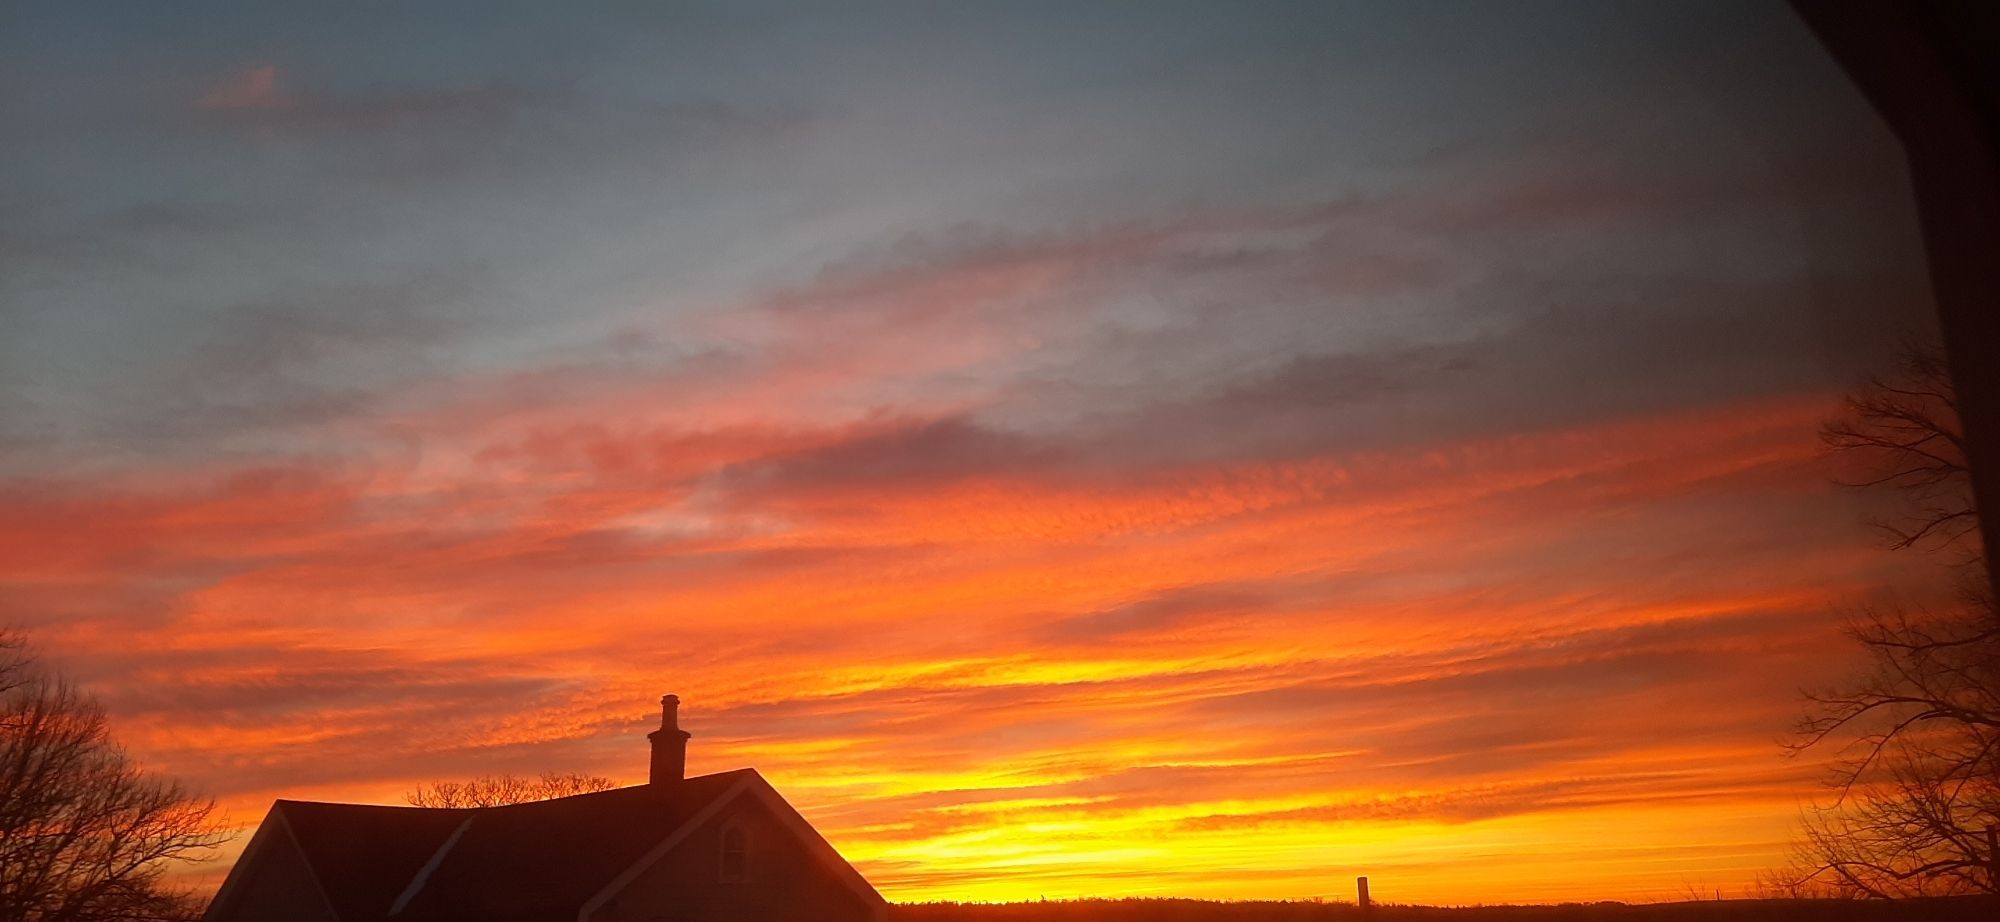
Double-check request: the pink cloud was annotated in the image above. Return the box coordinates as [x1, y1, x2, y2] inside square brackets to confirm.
[197, 64, 288, 111]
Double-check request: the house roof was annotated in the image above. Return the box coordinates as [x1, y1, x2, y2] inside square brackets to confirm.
[275, 800, 467, 922]
[270, 768, 758, 922]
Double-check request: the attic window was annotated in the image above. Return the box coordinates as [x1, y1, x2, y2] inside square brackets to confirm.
[719, 820, 749, 883]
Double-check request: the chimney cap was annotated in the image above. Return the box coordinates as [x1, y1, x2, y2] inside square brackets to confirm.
[652, 694, 689, 736]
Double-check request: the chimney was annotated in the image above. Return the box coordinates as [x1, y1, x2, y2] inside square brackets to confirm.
[647, 694, 692, 785]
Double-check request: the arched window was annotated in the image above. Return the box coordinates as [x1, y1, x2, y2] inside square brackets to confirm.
[719, 820, 749, 883]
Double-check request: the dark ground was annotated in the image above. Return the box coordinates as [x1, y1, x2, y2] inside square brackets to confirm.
[891, 896, 2000, 922]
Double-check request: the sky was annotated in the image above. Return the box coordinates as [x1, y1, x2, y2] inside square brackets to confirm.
[0, 0, 1960, 906]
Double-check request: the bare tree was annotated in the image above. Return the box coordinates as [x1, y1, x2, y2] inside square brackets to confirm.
[1784, 342, 1998, 897]
[1820, 344, 1979, 559]
[0, 632, 229, 922]
[405, 771, 615, 808]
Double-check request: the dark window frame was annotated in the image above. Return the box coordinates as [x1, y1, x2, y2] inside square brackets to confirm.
[719, 818, 750, 883]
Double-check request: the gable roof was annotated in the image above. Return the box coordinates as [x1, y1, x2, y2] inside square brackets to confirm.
[391, 769, 754, 922]
[275, 801, 468, 922]
[580, 769, 887, 922]
[236, 769, 760, 922]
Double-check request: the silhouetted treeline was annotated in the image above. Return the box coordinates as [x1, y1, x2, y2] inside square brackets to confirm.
[891, 896, 1999, 922]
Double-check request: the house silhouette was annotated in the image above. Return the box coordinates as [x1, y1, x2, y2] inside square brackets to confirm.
[202, 695, 888, 922]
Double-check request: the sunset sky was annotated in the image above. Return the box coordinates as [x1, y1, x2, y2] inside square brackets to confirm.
[0, 0, 1960, 906]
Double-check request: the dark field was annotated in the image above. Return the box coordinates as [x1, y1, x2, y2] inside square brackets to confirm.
[892, 897, 2000, 922]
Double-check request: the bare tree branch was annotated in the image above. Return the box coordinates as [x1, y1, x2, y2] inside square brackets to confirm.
[1782, 342, 1997, 898]
[0, 631, 226, 922]
[404, 771, 615, 808]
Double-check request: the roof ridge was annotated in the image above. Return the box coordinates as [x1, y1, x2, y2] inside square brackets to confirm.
[276, 798, 473, 812]
[269, 768, 758, 814]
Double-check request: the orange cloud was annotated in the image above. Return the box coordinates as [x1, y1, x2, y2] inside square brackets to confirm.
[7, 378, 1933, 906]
